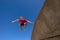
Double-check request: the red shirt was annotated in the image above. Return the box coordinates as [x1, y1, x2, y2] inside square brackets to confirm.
[18, 19, 28, 23]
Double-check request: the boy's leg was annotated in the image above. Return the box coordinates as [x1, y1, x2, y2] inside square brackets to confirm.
[24, 23, 26, 30]
[19, 24, 22, 32]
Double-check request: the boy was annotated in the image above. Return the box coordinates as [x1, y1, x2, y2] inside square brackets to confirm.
[12, 16, 33, 31]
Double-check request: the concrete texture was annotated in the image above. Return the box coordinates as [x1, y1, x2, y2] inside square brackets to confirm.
[31, 0, 60, 40]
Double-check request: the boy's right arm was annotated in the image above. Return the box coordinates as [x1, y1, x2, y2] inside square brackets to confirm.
[11, 19, 19, 23]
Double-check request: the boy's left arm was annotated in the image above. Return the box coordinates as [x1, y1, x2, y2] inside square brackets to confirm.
[27, 20, 33, 24]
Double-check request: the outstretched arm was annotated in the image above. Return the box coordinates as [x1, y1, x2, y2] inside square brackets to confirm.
[27, 20, 34, 24]
[11, 19, 19, 23]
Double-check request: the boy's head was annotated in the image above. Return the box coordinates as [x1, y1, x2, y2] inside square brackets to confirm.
[20, 16, 24, 20]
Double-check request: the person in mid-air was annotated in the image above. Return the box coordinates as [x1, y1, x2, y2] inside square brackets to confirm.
[12, 16, 33, 31]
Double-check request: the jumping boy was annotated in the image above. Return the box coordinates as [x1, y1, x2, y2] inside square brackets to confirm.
[12, 16, 33, 31]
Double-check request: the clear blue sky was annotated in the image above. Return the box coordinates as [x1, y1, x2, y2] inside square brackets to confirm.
[0, 0, 45, 40]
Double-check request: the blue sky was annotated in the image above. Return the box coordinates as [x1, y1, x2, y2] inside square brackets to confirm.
[0, 0, 45, 40]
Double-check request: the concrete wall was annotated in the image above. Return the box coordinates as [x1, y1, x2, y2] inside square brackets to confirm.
[31, 0, 60, 40]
